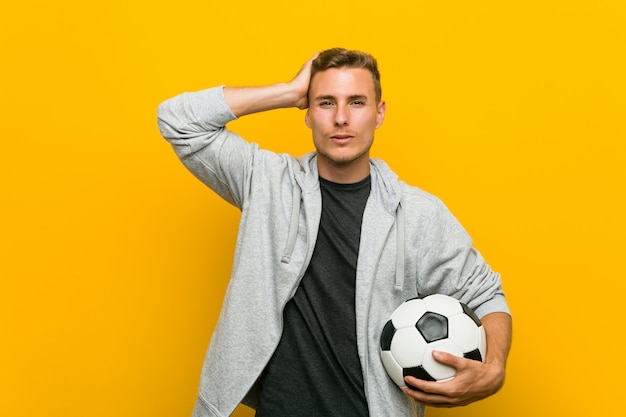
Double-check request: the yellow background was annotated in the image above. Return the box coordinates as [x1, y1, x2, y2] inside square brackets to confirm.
[1, 0, 624, 416]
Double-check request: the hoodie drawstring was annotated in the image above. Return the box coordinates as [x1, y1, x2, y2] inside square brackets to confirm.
[395, 202, 405, 291]
[281, 185, 302, 263]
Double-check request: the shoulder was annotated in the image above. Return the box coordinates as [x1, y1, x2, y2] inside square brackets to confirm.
[399, 183, 452, 230]
[400, 182, 440, 205]
[402, 183, 452, 215]
[369, 158, 446, 216]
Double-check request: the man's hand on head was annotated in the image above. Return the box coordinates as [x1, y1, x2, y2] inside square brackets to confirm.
[289, 53, 318, 110]
[223, 53, 318, 117]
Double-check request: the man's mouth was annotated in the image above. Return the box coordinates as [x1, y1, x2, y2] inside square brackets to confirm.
[330, 134, 354, 143]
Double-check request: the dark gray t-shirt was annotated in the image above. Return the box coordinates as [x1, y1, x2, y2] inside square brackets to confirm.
[256, 176, 371, 417]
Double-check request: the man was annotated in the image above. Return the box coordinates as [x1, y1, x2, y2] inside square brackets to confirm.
[157, 48, 512, 417]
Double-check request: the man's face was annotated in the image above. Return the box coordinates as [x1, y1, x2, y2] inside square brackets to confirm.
[306, 67, 386, 182]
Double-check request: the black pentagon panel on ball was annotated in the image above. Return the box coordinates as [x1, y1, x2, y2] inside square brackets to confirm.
[463, 348, 483, 362]
[380, 320, 396, 351]
[416, 311, 448, 342]
[403, 365, 436, 390]
[460, 302, 482, 326]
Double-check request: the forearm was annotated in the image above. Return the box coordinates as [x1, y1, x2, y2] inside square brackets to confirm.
[224, 84, 303, 117]
[481, 312, 512, 389]
[224, 54, 315, 117]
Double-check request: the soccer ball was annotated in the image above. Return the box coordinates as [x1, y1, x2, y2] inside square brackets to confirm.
[379, 294, 486, 389]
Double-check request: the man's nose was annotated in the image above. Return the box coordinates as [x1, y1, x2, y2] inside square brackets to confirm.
[334, 106, 349, 126]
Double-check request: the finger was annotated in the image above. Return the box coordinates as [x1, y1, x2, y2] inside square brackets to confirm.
[307, 52, 320, 63]
[404, 376, 447, 395]
[432, 350, 465, 367]
[298, 53, 318, 76]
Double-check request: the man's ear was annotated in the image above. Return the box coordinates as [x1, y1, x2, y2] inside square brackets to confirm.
[375, 100, 386, 129]
[305, 110, 311, 128]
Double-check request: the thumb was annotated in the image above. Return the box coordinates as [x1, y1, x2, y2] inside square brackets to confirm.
[432, 350, 463, 367]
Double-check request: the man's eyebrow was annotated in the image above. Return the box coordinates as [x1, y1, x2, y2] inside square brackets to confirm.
[314, 94, 368, 101]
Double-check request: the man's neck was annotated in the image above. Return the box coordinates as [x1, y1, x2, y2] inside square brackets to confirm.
[316, 158, 371, 184]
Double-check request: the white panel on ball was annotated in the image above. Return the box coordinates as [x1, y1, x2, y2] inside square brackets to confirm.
[380, 350, 407, 389]
[391, 298, 427, 329]
[390, 327, 427, 368]
[478, 326, 487, 359]
[448, 313, 481, 353]
[423, 294, 463, 317]
[422, 339, 462, 381]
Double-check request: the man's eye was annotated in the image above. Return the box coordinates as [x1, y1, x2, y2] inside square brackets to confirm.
[352, 101, 364, 105]
[320, 101, 333, 107]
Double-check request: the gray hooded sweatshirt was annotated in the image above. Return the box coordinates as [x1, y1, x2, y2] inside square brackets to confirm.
[157, 86, 510, 417]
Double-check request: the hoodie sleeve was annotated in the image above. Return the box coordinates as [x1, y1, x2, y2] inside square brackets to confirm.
[156, 86, 256, 209]
[417, 198, 510, 319]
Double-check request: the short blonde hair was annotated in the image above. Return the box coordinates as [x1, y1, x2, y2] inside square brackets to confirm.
[311, 48, 382, 103]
